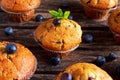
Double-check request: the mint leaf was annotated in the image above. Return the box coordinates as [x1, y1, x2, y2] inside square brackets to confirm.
[56, 16, 63, 19]
[63, 11, 70, 19]
[58, 8, 63, 17]
[49, 9, 70, 19]
[49, 10, 59, 17]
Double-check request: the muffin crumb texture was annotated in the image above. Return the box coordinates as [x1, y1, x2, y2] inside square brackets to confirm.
[0, 41, 36, 80]
[35, 18, 82, 51]
[1, 0, 40, 12]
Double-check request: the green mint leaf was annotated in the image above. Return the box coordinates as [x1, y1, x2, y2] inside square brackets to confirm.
[56, 16, 64, 19]
[49, 10, 60, 17]
[63, 11, 70, 19]
[49, 9, 70, 19]
[58, 8, 63, 16]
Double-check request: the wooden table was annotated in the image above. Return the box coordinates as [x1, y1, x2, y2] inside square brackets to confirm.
[0, 0, 120, 80]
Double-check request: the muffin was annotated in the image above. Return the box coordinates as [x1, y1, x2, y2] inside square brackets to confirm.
[108, 8, 120, 44]
[1, 0, 40, 22]
[0, 41, 37, 80]
[34, 9, 82, 58]
[80, 0, 118, 19]
[56, 63, 113, 80]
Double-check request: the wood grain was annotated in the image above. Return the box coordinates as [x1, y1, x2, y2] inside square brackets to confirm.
[0, 0, 120, 80]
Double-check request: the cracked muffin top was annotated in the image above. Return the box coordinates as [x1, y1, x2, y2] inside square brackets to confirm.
[1, 0, 40, 12]
[0, 41, 37, 80]
[108, 8, 120, 34]
[34, 18, 82, 51]
[80, 0, 118, 10]
[56, 63, 113, 80]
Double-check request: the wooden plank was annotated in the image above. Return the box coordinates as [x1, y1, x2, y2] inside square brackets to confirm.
[34, 50, 120, 71]
[31, 74, 57, 80]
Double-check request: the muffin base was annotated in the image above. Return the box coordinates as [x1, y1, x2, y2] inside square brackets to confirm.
[41, 45, 79, 59]
[8, 9, 34, 22]
[84, 6, 109, 19]
[44, 50, 70, 59]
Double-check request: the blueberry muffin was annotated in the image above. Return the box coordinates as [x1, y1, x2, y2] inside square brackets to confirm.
[34, 9, 82, 58]
[80, 0, 118, 19]
[0, 41, 37, 80]
[56, 63, 113, 80]
[108, 8, 120, 43]
[1, 0, 40, 22]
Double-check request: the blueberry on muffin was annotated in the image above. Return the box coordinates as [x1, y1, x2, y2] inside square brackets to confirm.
[0, 41, 37, 80]
[56, 63, 113, 80]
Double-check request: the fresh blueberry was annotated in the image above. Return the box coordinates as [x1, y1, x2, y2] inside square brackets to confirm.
[68, 15, 73, 20]
[50, 56, 61, 66]
[4, 27, 13, 35]
[115, 65, 120, 75]
[82, 33, 93, 43]
[61, 3, 69, 9]
[53, 19, 61, 26]
[108, 52, 117, 61]
[88, 76, 95, 80]
[95, 56, 106, 66]
[6, 43, 17, 53]
[61, 73, 72, 80]
[35, 14, 44, 22]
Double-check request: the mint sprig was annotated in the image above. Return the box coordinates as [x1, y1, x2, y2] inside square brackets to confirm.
[49, 8, 70, 19]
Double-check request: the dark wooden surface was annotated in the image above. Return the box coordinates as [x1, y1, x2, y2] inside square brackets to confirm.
[0, 0, 120, 80]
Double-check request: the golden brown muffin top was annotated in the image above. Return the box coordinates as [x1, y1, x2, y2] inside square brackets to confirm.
[81, 0, 118, 10]
[0, 41, 36, 80]
[1, 0, 40, 12]
[56, 63, 113, 80]
[35, 18, 82, 51]
[108, 8, 120, 34]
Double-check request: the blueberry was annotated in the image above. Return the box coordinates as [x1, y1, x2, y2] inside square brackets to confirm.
[4, 27, 13, 35]
[95, 56, 106, 66]
[115, 65, 120, 75]
[61, 3, 69, 9]
[50, 56, 61, 66]
[53, 19, 61, 26]
[82, 34, 93, 43]
[88, 76, 95, 80]
[68, 15, 73, 20]
[35, 14, 44, 22]
[61, 73, 72, 80]
[6, 43, 17, 53]
[108, 52, 117, 61]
